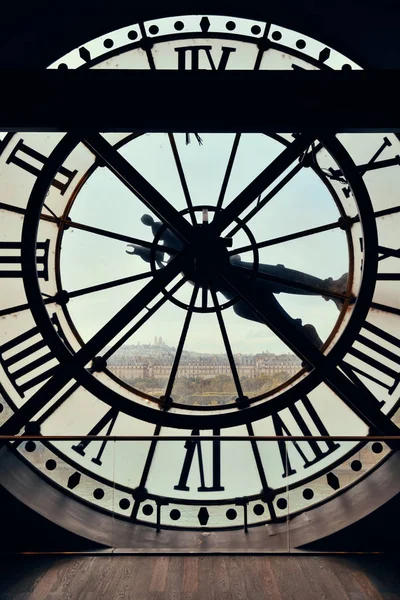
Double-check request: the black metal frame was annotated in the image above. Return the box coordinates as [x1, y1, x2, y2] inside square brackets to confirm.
[2, 125, 396, 534]
[0, 71, 399, 133]
[0, 122, 394, 536]
[8, 130, 392, 434]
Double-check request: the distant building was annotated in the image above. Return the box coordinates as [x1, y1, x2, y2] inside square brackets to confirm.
[108, 346, 300, 381]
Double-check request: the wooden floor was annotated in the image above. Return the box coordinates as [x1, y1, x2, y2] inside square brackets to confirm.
[0, 555, 399, 599]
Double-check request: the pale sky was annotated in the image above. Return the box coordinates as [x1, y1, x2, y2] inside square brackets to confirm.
[61, 132, 348, 357]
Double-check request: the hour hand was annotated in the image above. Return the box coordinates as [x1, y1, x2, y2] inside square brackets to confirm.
[227, 276, 324, 347]
[230, 256, 349, 310]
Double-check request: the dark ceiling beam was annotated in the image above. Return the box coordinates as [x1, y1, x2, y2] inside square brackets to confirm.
[1, 70, 399, 133]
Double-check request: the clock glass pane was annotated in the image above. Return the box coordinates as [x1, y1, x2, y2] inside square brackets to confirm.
[0, 14, 399, 546]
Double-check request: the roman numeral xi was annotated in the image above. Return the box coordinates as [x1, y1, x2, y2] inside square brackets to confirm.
[6, 139, 77, 195]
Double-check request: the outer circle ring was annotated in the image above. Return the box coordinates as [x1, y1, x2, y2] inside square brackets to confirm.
[20, 132, 378, 430]
[149, 204, 259, 313]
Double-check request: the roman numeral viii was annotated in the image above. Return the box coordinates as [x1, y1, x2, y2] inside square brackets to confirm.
[342, 320, 400, 395]
[0, 316, 62, 397]
[6, 139, 77, 195]
[272, 396, 339, 478]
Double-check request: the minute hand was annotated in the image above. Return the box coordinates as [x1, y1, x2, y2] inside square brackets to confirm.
[217, 266, 400, 440]
[210, 134, 314, 236]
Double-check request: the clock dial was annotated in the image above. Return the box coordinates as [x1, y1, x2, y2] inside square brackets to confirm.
[0, 14, 399, 540]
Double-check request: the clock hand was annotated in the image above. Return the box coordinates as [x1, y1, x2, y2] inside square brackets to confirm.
[216, 133, 241, 212]
[215, 263, 324, 347]
[128, 215, 348, 312]
[128, 213, 349, 321]
[0, 253, 189, 436]
[140, 213, 184, 253]
[228, 216, 348, 255]
[60, 217, 177, 255]
[83, 133, 194, 244]
[126, 244, 166, 268]
[215, 265, 400, 440]
[126, 214, 184, 269]
[210, 134, 314, 236]
[230, 256, 350, 309]
[168, 133, 196, 226]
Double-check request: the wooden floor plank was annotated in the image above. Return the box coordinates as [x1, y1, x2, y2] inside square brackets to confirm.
[181, 556, 198, 600]
[228, 555, 248, 600]
[149, 556, 169, 593]
[298, 556, 350, 600]
[211, 556, 230, 600]
[199, 556, 216, 600]
[112, 555, 140, 600]
[33, 557, 84, 600]
[130, 556, 154, 600]
[347, 556, 400, 597]
[163, 556, 184, 600]
[261, 557, 282, 600]
[1, 555, 400, 600]
[329, 557, 385, 600]
[241, 556, 269, 600]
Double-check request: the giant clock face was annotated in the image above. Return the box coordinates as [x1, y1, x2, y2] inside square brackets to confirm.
[0, 14, 400, 543]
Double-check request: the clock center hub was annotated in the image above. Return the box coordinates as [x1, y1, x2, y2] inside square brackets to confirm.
[185, 228, 231, 283]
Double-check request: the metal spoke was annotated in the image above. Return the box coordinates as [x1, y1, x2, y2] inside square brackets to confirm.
[73, 256, 187, 364]
[0, 254, 188, 436]
[0, 202, 176, 256]
[216, 266, 400, 439]
[0, 273, 154, 317]
[65, 218, 178, 256]
[229, 219, 343, 256]
[246, 422, 276, 520]
[0, 296, 54, 318]
[210, 288, 243, 399]
[0, 202, 177, 254]
[215, 133, 241, 212]
[36, 381, 81, 425]
[130, 423, 162, 523]
[226, 161, 303, 238]
[83, 133, 194, 244]
[226, 141, 324, 238]
[168, 133, 196, 226]
[68, 271, 153, 300]
[211, 134, 314, 236]
[164, 284, 199, 399]
[103, 276, 187, 361]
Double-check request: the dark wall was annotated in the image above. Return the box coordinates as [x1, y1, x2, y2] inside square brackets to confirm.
[302, 492, 400, 552]
[0, 485, 103, 552]
[1, 0, 400, 68]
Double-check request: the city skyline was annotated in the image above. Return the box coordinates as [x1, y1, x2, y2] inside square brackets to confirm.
[107, 335, 301, 358]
